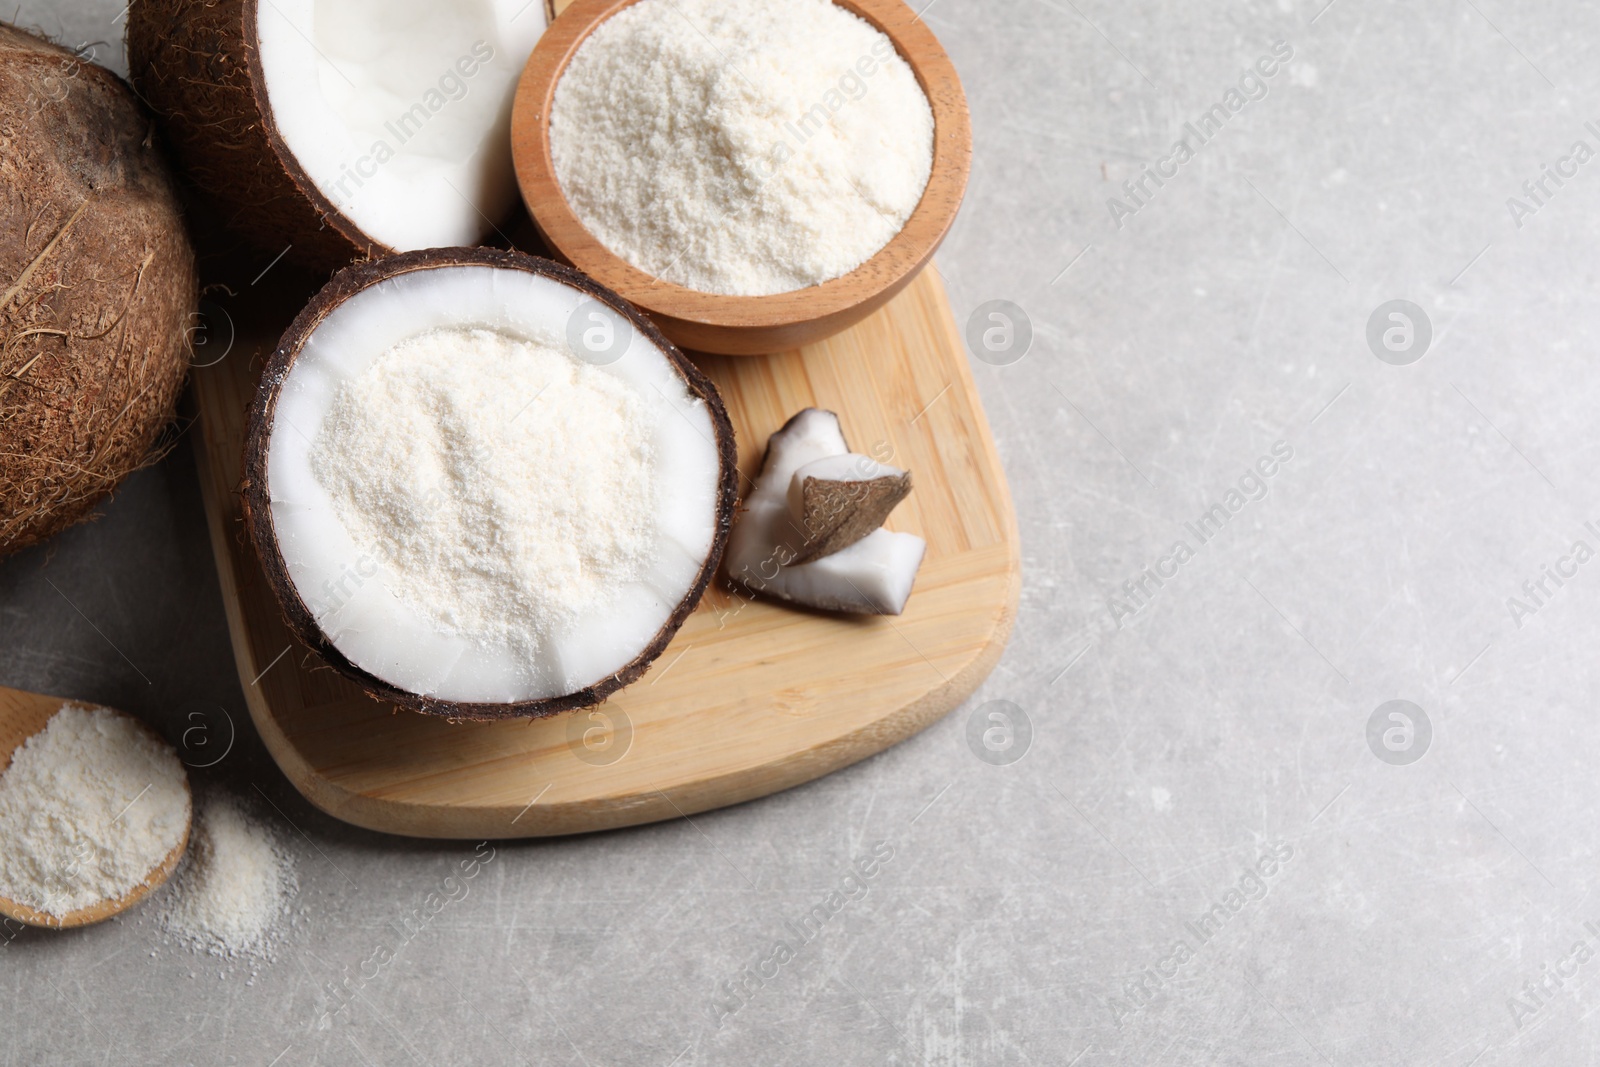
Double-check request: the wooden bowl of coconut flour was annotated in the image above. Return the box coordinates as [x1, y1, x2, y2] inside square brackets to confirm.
[510, 0, 971, 355]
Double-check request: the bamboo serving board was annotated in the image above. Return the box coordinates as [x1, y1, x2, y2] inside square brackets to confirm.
[190, 266, 1019, 838]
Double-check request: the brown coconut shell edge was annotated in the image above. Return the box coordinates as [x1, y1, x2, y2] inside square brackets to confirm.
[240, 246, 739, 721]
[789, 469, 912, 565]
[127, 0, 381, 273]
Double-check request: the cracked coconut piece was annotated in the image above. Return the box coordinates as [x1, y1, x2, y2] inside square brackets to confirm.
[725, 409, 924, 615]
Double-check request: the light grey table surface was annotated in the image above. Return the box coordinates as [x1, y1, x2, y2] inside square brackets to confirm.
[6, 0, 1600, 1063]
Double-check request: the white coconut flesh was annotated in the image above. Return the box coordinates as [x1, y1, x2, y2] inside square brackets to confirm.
[265, 264, 722, 704]
[255, 0, 547, 251]
[726, 409, 925, 615]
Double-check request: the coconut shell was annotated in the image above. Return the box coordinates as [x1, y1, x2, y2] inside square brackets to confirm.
[126, 0, 378, 273]
[241, 247, 739, 721]
[0, 24, 197, 555]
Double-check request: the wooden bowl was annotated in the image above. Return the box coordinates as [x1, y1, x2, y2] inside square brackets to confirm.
[510, 0, 971, 355]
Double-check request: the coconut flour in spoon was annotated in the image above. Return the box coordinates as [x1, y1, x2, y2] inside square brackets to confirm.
[0, 703, 189, 918]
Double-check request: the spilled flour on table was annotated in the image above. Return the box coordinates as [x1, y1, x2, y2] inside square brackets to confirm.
[156, 791, 298, 962]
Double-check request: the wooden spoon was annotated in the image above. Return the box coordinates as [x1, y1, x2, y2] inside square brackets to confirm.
[0, 686, 191, 929]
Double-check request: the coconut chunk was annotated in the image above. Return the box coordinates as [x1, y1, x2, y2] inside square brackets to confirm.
[760, 408, 850, 481]
[725, 408, 924, 615]
[755, 528, 926, 614]
[786, 454, 911, 564]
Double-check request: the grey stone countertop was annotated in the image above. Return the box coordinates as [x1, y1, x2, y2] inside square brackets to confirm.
[7, 0, 1600, 1063]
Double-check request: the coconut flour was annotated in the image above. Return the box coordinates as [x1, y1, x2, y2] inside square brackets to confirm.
[158, 792, 296, 960]
[308, 326, 658, 655]
[0, 703, 189, 918]
[549, 0, 934, 295]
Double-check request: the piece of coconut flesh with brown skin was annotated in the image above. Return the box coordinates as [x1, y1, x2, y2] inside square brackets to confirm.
[725, 409, 925, 615]
[787, 453, 912, 564]
[128, 0, 547, 269]
[243, 248, 736, 720]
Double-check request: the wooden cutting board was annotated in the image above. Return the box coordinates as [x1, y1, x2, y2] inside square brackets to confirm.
[190, 264, 1019, 838]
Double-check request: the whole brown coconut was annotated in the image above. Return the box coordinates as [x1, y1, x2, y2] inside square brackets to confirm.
[0, 24, 197, 556]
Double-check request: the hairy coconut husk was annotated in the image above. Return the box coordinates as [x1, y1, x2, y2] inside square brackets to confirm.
[126, 0, 377, 273]
[241, 247, 739, 720]
[0, 23, 197, 555]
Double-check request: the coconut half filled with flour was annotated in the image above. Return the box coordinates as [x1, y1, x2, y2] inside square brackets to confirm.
[128, 0, 548, 270]
[243, 249, 736, 719]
